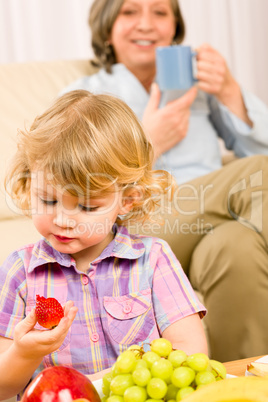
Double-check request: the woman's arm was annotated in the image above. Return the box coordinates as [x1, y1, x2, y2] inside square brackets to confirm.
[196, 43, 253, 127]
[162, 313, 208, 356]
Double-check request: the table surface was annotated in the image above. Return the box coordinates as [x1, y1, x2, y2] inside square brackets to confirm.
[223, 355, 263, 377]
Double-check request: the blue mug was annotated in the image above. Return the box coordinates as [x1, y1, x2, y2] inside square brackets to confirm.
[156, 45, 197, 91]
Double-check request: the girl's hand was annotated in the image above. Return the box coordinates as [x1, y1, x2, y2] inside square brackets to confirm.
[196, 43, 252, 126]
[142, 83, 197, 159]
[13, 300, 78, 361]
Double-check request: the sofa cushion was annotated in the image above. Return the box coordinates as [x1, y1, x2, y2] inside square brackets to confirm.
[0, 217, 40, 264]
[0, 59, 97, 220]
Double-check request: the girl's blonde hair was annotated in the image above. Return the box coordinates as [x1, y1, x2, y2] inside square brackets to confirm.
[6, 90, 176, 225]
[89, 0, 185, 72]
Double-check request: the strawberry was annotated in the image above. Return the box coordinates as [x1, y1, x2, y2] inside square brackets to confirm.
[35, 295, 64, 329]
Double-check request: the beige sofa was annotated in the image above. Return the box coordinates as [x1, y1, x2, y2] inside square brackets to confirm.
[0, 59, 100, 265]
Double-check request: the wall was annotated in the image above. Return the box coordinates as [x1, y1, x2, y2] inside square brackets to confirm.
[0, 0, 268, 104]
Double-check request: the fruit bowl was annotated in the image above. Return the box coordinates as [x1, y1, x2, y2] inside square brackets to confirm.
[246, 355, 268, 376]
[92, 379, 103, 398]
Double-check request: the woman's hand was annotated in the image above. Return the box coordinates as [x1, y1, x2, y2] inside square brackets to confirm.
[142, 83, 197, 159]
[13, 300, 78, 361]
[196, 43, 235, 100]
[196, 43, 252, 126]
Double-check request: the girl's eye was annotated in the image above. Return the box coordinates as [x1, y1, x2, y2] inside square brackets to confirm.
[40, 198, 57, 206]
[79, 204, 99, 212]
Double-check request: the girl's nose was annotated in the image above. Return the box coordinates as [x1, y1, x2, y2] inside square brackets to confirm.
[53, 211, 76, 229]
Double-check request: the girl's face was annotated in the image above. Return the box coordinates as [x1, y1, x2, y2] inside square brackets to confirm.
[110, 0, 176, 73]
[30, 172, 130, 271]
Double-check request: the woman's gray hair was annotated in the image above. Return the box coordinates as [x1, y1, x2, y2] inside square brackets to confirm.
[89, 0, 185, 72]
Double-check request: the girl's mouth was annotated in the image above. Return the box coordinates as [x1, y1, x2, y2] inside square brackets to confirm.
[54, 234, 75, 243]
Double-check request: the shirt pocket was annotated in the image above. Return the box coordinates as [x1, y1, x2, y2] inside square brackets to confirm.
[103, 288, 155, 345]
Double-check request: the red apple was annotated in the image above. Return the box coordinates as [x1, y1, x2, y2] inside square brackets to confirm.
[21, 366, 101, 402]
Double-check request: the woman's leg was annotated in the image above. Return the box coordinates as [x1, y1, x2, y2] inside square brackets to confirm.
[163, 154, 268, 275]
[134, 155, 268, 360]
[189, 220, 268, 361]
[172, 155, 268, 360]
[131, 155, 268, 359]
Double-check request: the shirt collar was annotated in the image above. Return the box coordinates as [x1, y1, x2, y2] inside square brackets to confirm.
[27, 226, 145, 273]
[27, 239, 74, 273]
[94, 225, 145, 263]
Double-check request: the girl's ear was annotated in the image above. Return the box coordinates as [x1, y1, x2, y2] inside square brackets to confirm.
[119, 186, 144, 215]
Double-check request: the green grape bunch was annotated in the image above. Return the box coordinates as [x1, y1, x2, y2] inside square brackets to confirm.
[101, 338, 227, 402]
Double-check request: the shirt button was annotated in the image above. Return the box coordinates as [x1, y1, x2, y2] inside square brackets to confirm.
[123, 304, 132, 314]
[91, 333, 99, 342]
[82, 275, 89, 285]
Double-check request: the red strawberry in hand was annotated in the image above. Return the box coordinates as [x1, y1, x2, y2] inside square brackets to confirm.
[35, 295, 64, 329]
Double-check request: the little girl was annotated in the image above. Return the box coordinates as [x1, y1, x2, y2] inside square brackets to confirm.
[0, 90, 207, 400]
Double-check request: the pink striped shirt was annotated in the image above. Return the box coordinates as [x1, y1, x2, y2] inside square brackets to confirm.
[0, 226, 206, 380]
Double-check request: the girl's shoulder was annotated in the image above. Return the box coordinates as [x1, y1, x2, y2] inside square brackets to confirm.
[128, 231, 174, 256]
[1, 238, 55, 272]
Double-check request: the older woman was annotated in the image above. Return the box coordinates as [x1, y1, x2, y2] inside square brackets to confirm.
[64, 0, 268, 362]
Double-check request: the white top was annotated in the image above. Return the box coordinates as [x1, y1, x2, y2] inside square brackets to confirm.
[63, 63, 268, 184]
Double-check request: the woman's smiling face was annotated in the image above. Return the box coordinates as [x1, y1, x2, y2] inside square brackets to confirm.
[109, 0, 176, 72]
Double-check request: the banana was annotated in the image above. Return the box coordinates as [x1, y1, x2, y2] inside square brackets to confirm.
[184, 376, 268, 401]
